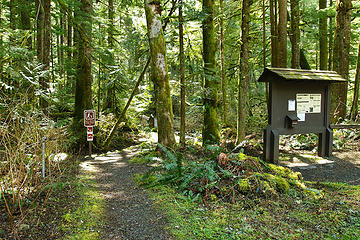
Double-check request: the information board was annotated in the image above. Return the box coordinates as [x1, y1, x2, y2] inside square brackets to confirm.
[296, 94, 321, 113]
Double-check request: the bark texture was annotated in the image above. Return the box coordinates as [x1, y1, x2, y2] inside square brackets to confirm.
[73, 0, 93, 133]
[202, 0, 220, 144]
[350, 40, 360, 120]
[105, 0, 115, 111]
[319, 0, 328, 70]
[270, 0, 278, 67]
[328, 0, 333, 70]
[36, 0, 51, 110]
[331, 0, 352, 121]
[278, 0, 287, 68]
[145, 0, 176, 148]
[290, 0, 300, 69]
[220, 0, 227, 126]
[179, 0, 186, 146]
[20, 0, 32, 49]
[237, 0, 250, 144]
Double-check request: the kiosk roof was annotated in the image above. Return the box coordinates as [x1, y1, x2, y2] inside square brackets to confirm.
[258, 67, 346, 83]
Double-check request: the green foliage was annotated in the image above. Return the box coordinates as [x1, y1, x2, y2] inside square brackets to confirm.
[149, 183, 360, 239]
[138, 144, 317, 203]
[60, 175, 105, 240]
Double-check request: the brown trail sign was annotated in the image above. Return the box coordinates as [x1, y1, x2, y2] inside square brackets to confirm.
[84, 110, 96, 155]
[84, 110, 96, 127]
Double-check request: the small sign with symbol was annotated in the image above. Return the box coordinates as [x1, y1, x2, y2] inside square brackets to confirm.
[84, 110, 96, 127]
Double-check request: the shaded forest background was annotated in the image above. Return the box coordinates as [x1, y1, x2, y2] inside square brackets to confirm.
[1, 0, 360, 148]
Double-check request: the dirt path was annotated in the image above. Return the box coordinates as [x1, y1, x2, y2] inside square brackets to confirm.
[280, 151, 360, 185]
[80, 148, 172, 240]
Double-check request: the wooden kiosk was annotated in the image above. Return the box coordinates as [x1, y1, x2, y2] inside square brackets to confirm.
[258, 68, 346, 163]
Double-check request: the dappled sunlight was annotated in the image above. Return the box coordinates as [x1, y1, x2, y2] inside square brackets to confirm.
[80, 161, 99, 172]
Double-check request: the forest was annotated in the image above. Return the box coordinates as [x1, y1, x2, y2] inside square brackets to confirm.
[1, 0, 360, 239]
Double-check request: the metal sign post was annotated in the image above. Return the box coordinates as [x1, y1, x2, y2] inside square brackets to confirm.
[84, 110, 96, 156]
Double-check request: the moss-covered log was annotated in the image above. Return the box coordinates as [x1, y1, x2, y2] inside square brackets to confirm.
[144, 0, 176, 148]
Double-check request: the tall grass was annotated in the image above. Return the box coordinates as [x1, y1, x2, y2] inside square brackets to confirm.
[0, 96, 70, 232]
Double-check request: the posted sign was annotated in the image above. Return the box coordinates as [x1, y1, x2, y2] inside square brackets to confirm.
[84, 110, 96, 127]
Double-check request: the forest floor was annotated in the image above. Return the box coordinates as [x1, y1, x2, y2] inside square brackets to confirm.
[1, 139, 359, 239]
[78, 148, 172, 240]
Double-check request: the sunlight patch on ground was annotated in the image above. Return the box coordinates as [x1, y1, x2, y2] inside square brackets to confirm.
[80, 162, 99, 172]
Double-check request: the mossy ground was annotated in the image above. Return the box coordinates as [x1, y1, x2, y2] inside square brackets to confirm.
[135, 146, 360, 239]
[60, 174, 105, 240]
[148, 183, 360, 239]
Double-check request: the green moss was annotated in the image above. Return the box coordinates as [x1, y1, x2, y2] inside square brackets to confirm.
[60, 176, 105, 240]
[238, 179, 252, 192]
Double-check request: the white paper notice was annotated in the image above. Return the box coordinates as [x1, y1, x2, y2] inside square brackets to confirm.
[297, 113, 306, 122]
[296, 93, 321, 113]
[288, 100, 296, 111]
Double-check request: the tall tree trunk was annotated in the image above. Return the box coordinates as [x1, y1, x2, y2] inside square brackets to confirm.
[290, 0, 300, 69]
[179, 0, 186, 147]
[202, 0, 220, 144]
[105, 0, 115, 111]
[328, 0, 333, 70]
[9, 0, 16, 31]
[67, 9, 73, 87]
[262, 0, 266, 68]
[36, 0, 45, 107]
[331, 0, 352, 121]
[270, 0, 278, 67]
[40, 0, 51, 110]
[59, 9, 65, 79]
[73, 0, 93, 136]
[300, 48, 311, 70]
[220, 0, 227, 126]
[237, 0, 250, 144]
[278, 0, 287, 68]
[350, 39, 360, 120]
[144, 0, 176, 148]
[263, 0, 270, 116]
[319, 0, 328, 70]
[20, 0, 32, 49]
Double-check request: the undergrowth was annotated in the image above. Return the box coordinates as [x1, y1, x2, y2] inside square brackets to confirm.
[0, 96, 71, 237]
[133, 144, 360, 239]
[136, 144, 319, 204]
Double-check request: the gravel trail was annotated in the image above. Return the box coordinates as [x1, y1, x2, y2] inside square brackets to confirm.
[280, 151, 360, 185]
[81, 148, 172, 240]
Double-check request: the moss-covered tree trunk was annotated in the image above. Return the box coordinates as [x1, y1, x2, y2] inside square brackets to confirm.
[328, 0, 333, 71]
[350, 40, 360, 120]
[278, 0, 287, 68]
[270, 0, 278, 67]
[179, 0, 186, 147]
[202, 0, 220, 144]
[290, 0, 300, 69]
[42, 0, 51, 109]
[220, 0, 227, 126]
[237, 0, 250, 144]
[319, 0, 328, 70]
[73, 0, 93, 137]
[144, 0, 176, 148]
[331, 0, 351, 121]
[67, 7, 73, 87]
[36, 0, 51, 110]
[104, 0, 115, 111]
[19, 0, 32, 49]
